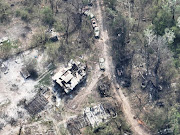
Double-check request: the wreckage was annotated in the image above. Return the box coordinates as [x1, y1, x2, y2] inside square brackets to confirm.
[25, 94, 49, 116]
[0, 60, 8, 74]
[67, 115, 89, 135]
[67, 103, 115, 135]
[53, 60, 87, 94]
[84, 104, 110, 127]
[83, 9, 100, 38]
[47, 28, 59, 42]
[20, 67, 30, 79]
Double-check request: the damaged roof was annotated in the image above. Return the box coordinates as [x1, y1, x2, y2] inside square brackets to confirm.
[53, 60, 86, 93]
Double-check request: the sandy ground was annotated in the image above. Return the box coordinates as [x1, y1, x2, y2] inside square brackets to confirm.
[0, 49, 46, 135]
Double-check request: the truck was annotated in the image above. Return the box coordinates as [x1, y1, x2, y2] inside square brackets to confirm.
[99, 58, 105, 71]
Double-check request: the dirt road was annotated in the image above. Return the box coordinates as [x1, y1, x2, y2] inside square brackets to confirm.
[96, 1, 151, 135]
[65, 65, 101, 112]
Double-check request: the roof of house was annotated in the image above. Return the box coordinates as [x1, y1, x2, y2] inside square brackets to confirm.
[53, 60, 86, 93]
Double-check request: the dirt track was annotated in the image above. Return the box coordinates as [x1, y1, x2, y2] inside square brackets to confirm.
[63, 1, 151, 134]
[96, 1, 151, 135]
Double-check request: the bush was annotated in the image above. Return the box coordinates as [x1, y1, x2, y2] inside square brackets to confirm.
[104, 0, 117, 10]
[31, 29, 47, 47]
[0, 1, 11, 23]
[174, 59, 180, 68]
[53, 22, 65, 32]
[42, 7, 54, 26]
[15, 10, 21, 17]
[16, 9, 31, 22]
[151, 4, 173, 35]
[23, 0, 41, 7]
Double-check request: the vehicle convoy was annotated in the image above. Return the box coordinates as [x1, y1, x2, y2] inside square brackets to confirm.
[84, 10, 94, 19]
[83, 8, 100, 38]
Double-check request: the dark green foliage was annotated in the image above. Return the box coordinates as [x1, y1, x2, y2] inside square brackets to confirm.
[15, 0, 42, 22]
[53, 22, 65, 32]
[169, 26, 180, 68]
[23, 0, 42, 6]
[42, 7, 54, 26]
[82, 0, 91, 6]
[144, 109, 169, 132]
[152, 7, 173, 35]
[150, 1, 180, 68]
[16, 9, 31, 22]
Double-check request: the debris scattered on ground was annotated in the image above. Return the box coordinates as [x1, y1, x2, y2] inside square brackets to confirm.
[20, 67, 30, 79]
[97, 76, 111, 97]
[53, 59, 87, 94]
[25, 94, 49, 116]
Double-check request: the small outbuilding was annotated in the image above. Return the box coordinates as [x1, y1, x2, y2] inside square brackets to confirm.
[20, 67, 30, 79]
[53, 60, 87, 94]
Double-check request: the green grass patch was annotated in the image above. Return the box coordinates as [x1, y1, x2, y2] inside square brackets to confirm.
[39, 73, 52, 86]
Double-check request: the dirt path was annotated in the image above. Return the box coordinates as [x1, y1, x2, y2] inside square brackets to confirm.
[65, 65, 101, 112]
[96, 1, 151, 135]
[61, 1, 151, 134]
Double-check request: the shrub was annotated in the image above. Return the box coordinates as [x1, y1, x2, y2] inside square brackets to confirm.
[0, 1, 11, 23]
[104, 0, 117, 10]
[42, 7, 54, 26]
[16, 9, 31, 22]
[31, 29, 48, 47]
[53, 22, 65, 32]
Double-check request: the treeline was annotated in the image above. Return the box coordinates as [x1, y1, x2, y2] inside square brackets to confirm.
[103, 0, 180, 134]
[151, 0, 180, 68]
[103, 0, 133, 87]
[0, 0, 94, 62]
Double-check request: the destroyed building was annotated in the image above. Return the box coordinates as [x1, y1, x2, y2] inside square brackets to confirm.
[84, 104, 110, 127]
[98, 76, 111, 97]
[25, 94, 49, 116]
[47, 28, 59, 42]
[142, 80, 159, 101]
[67, 115, 89, 135]
[53, 60, 87, 94]
[102, 102, 117, 118]
[20, 67, 30, 79]
[67, 103, 115, 134]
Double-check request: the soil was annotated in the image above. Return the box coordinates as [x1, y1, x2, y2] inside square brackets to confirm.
[0, 49, 47, 135]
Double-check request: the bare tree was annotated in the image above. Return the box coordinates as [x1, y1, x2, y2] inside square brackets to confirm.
[144, 28, 156, 75]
